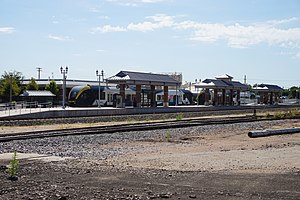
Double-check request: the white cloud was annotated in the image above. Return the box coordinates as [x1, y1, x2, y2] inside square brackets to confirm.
[141, 0, 164, 3]
[0, 27, 15, 34]
[174, 19, 300, 48]
[51, 16, 59, 24]
[106, 0, 166, 6]
[89, 7, 101, 13]
[128, 14, 174, 31]
[265, 17, 298, 27]
[92, 25, 127, 33]
[92, 15, 300, 49]
[94, 14, 174, 33]
[295, 52, 300, 59]
[96, 49, 105, 52]
[99, 15, 110, 20]
[48, 34, 72, 41]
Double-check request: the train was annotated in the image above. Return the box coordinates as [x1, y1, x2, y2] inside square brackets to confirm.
[68, 84, 193, 107]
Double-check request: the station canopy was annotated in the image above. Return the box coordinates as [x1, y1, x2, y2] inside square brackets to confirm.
[20, 90, 56, 97]
[107, 71, 180, 86]
[252, 84, 283, 92]
[194, 74, 248, 90]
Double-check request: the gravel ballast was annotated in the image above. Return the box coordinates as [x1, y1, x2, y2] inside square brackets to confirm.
[0, 119, 300, 199]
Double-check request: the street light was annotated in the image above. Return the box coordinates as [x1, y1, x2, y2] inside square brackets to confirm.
[60, 66, 68, 109]
[96, 69, 104, 108]
[9, 73, 13, 103]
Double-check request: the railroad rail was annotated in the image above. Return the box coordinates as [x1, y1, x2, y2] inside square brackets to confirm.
[0, 115, 295, 142]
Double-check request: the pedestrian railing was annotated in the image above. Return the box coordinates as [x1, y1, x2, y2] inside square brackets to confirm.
[0, 101, 53, 117]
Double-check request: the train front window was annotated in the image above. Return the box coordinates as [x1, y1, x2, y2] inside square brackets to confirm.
[70, 91, 77, 100]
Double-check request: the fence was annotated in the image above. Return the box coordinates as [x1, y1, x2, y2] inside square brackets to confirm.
[0, 101, 53, 117]
[240, 98, 258, 105]
[279, 98, 300, 105]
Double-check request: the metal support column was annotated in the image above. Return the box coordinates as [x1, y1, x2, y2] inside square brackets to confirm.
[136, 84, 141, 108]
[163, 86, 169, 107]
[204, 88, 209, 106]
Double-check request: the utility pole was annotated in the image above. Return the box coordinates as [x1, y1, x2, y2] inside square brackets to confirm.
[244, 75, 247, 85]
[36, 67, 42, 79]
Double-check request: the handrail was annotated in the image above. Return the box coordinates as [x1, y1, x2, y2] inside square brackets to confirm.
[0, 101, 53, 117]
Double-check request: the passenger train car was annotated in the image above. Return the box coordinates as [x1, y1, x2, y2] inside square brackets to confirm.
[68, 85, 192, 107]
[68, 85, 135, 107]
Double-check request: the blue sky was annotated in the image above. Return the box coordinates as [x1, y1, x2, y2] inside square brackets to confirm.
[1, 0, 300, 88]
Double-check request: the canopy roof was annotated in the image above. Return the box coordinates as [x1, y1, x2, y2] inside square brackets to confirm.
[252, 84, 283, 92]
[22, 79, 99, 88]
[20, 90, 55, 97]
[107, 71, 180, 86]
[195, 79, 248, 90]
[215, 74, 233, 80]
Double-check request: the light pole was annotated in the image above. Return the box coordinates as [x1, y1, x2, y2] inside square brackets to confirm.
[175, 83, 178, 106]
[96, 69, 104, 108]
[60, 66, 68, 109]
[9, 73, 13, 103]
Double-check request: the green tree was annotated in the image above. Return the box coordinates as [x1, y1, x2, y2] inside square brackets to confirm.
[0, 71, 23, 102]
[289, 86, 300, 98]
[26, 77, 39, 90]
[282, 89, 289, 97]
[45, 80, 59, 96]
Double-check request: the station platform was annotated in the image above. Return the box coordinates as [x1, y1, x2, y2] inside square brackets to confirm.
[0, 106, 120, 119]
[1, 104, 299, 121]
[0, 104, 234, 120]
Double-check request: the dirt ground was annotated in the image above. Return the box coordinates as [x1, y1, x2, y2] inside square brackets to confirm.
[0, 119, 300, 200]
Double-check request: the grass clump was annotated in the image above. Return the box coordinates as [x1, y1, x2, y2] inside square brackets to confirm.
[274, 112, 285, 119]
[273, 110, 299, 119]
[165, 131, 172, 142]
[265, 112, 272, 118]
[6, 151, 19, 181]
[176, 113, 183, 121]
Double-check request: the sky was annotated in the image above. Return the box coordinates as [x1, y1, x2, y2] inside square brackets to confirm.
[1, 0, 300, 88]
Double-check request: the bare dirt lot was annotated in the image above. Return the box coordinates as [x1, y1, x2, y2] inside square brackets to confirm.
[0, 119, 300, 199]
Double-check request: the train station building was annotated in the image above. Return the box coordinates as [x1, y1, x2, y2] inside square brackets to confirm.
[107, 71, 180, 108]
[194, 74, 248, 106]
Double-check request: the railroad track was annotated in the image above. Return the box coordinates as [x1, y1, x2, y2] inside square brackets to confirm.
[0, 115, 264, 142]
[1, 105, 299, 127]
